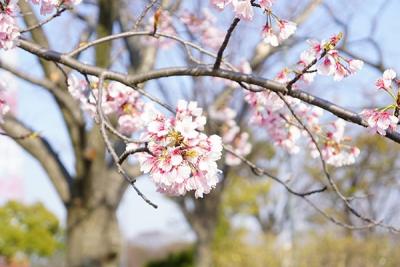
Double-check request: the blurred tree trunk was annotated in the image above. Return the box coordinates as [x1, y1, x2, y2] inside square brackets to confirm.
[195, 231, 214, 267]
[179, 189, 223, 267]
[66, 1, 121, 266]
[67, 202, 121, 267]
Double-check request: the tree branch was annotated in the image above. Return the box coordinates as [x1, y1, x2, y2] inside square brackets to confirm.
[1, 116, 71, 204]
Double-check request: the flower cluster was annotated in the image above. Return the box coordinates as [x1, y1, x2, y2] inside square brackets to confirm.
[360, 69, 400, 136]
[211, 0, 296, 47]
[134, 100, 223, 198]
[375, 68, 397, 91]
[180, 9, 224, 51]
[266, 34, 363, 87]
[30, 0, 81, 15]
[361, 109, 398, 136]
[262, 18, 296, 47]
[0, 0, 20, 50]
[209, 106, 252, 166]
[311, 119, 360, 167]
[298, 34, 364, 82]
[68, 75, 145, 135]
[0, 0, 81, 51]
[245, 67, 360, 166]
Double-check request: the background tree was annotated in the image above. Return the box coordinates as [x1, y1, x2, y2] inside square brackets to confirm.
[0, 201, 63, 265]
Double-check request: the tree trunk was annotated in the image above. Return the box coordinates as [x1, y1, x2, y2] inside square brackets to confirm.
[194, 232, 214, 267]
[66, 203, 121, 267]
[180, 191, 222, 267]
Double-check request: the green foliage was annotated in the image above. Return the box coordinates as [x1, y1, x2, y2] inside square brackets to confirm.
[0, 201, 63, 262]
[211, 175, 281, 267]
[292, 233, 400, 267]
[145, 248, 194, 267]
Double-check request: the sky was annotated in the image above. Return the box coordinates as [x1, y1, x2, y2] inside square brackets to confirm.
[1, 0, 400, 241]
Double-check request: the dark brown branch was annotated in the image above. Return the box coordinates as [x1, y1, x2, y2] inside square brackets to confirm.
[16, 40, 400, 145]
[213, 17, 240, 70]
[118, 146, 151, 165]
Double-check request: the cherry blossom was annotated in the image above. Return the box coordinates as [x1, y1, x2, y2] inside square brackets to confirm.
[30, 0, 81, 15]
[67, 75, 146, 134]
[209, 106, 252, 166]
[294, 34, 363, 84]
[232, 0, 254, 21]
[361, 109, 398, 136]
[0, 7, 20, 50]
[134, 100, 223, 198]
[225, 131, 251, 165]
[211, 0, 232, 10]
[311, 119, 360, 167]
[259, 0, 274, 9]
[375, 69, 396, 91]
[1, 0, 19, 15]
[180, 9, 224, 50]
[262, 19, 297, 47]
[262, 25, 279, 47]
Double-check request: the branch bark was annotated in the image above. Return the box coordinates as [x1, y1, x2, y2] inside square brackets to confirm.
[2, 116, 71, 204]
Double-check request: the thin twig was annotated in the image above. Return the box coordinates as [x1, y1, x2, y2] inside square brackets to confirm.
[20, 8, 67, 33]
[213, 17, 241, 70]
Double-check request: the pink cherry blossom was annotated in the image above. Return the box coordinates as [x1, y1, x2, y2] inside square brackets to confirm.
[348, 59, 364, 73]
[375, 69, 396, 90]
[311, 119, 360, 167]
[317, 54, 335, 76]
[30, 0, 81, 15]
[209, 107, 252, 166]
[0, 12, 20, 50]
[232, 0, 254, 21]
[67, 75, 146, 134]
[259, 0, 274, 9]
[1, 0, 19, 16]
[225, 132, 252, 166]
[262, 25, 279, 47]
[361, 109, 398, 136]
[135, 101, 223, 198]
[262, 20, 297, 47]
[180, 9, 224, 50]
[211, 0, 232, 10]
[278, 20, 296, 40]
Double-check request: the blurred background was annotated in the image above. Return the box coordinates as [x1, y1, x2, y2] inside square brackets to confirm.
[1, 0, 400, 266]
